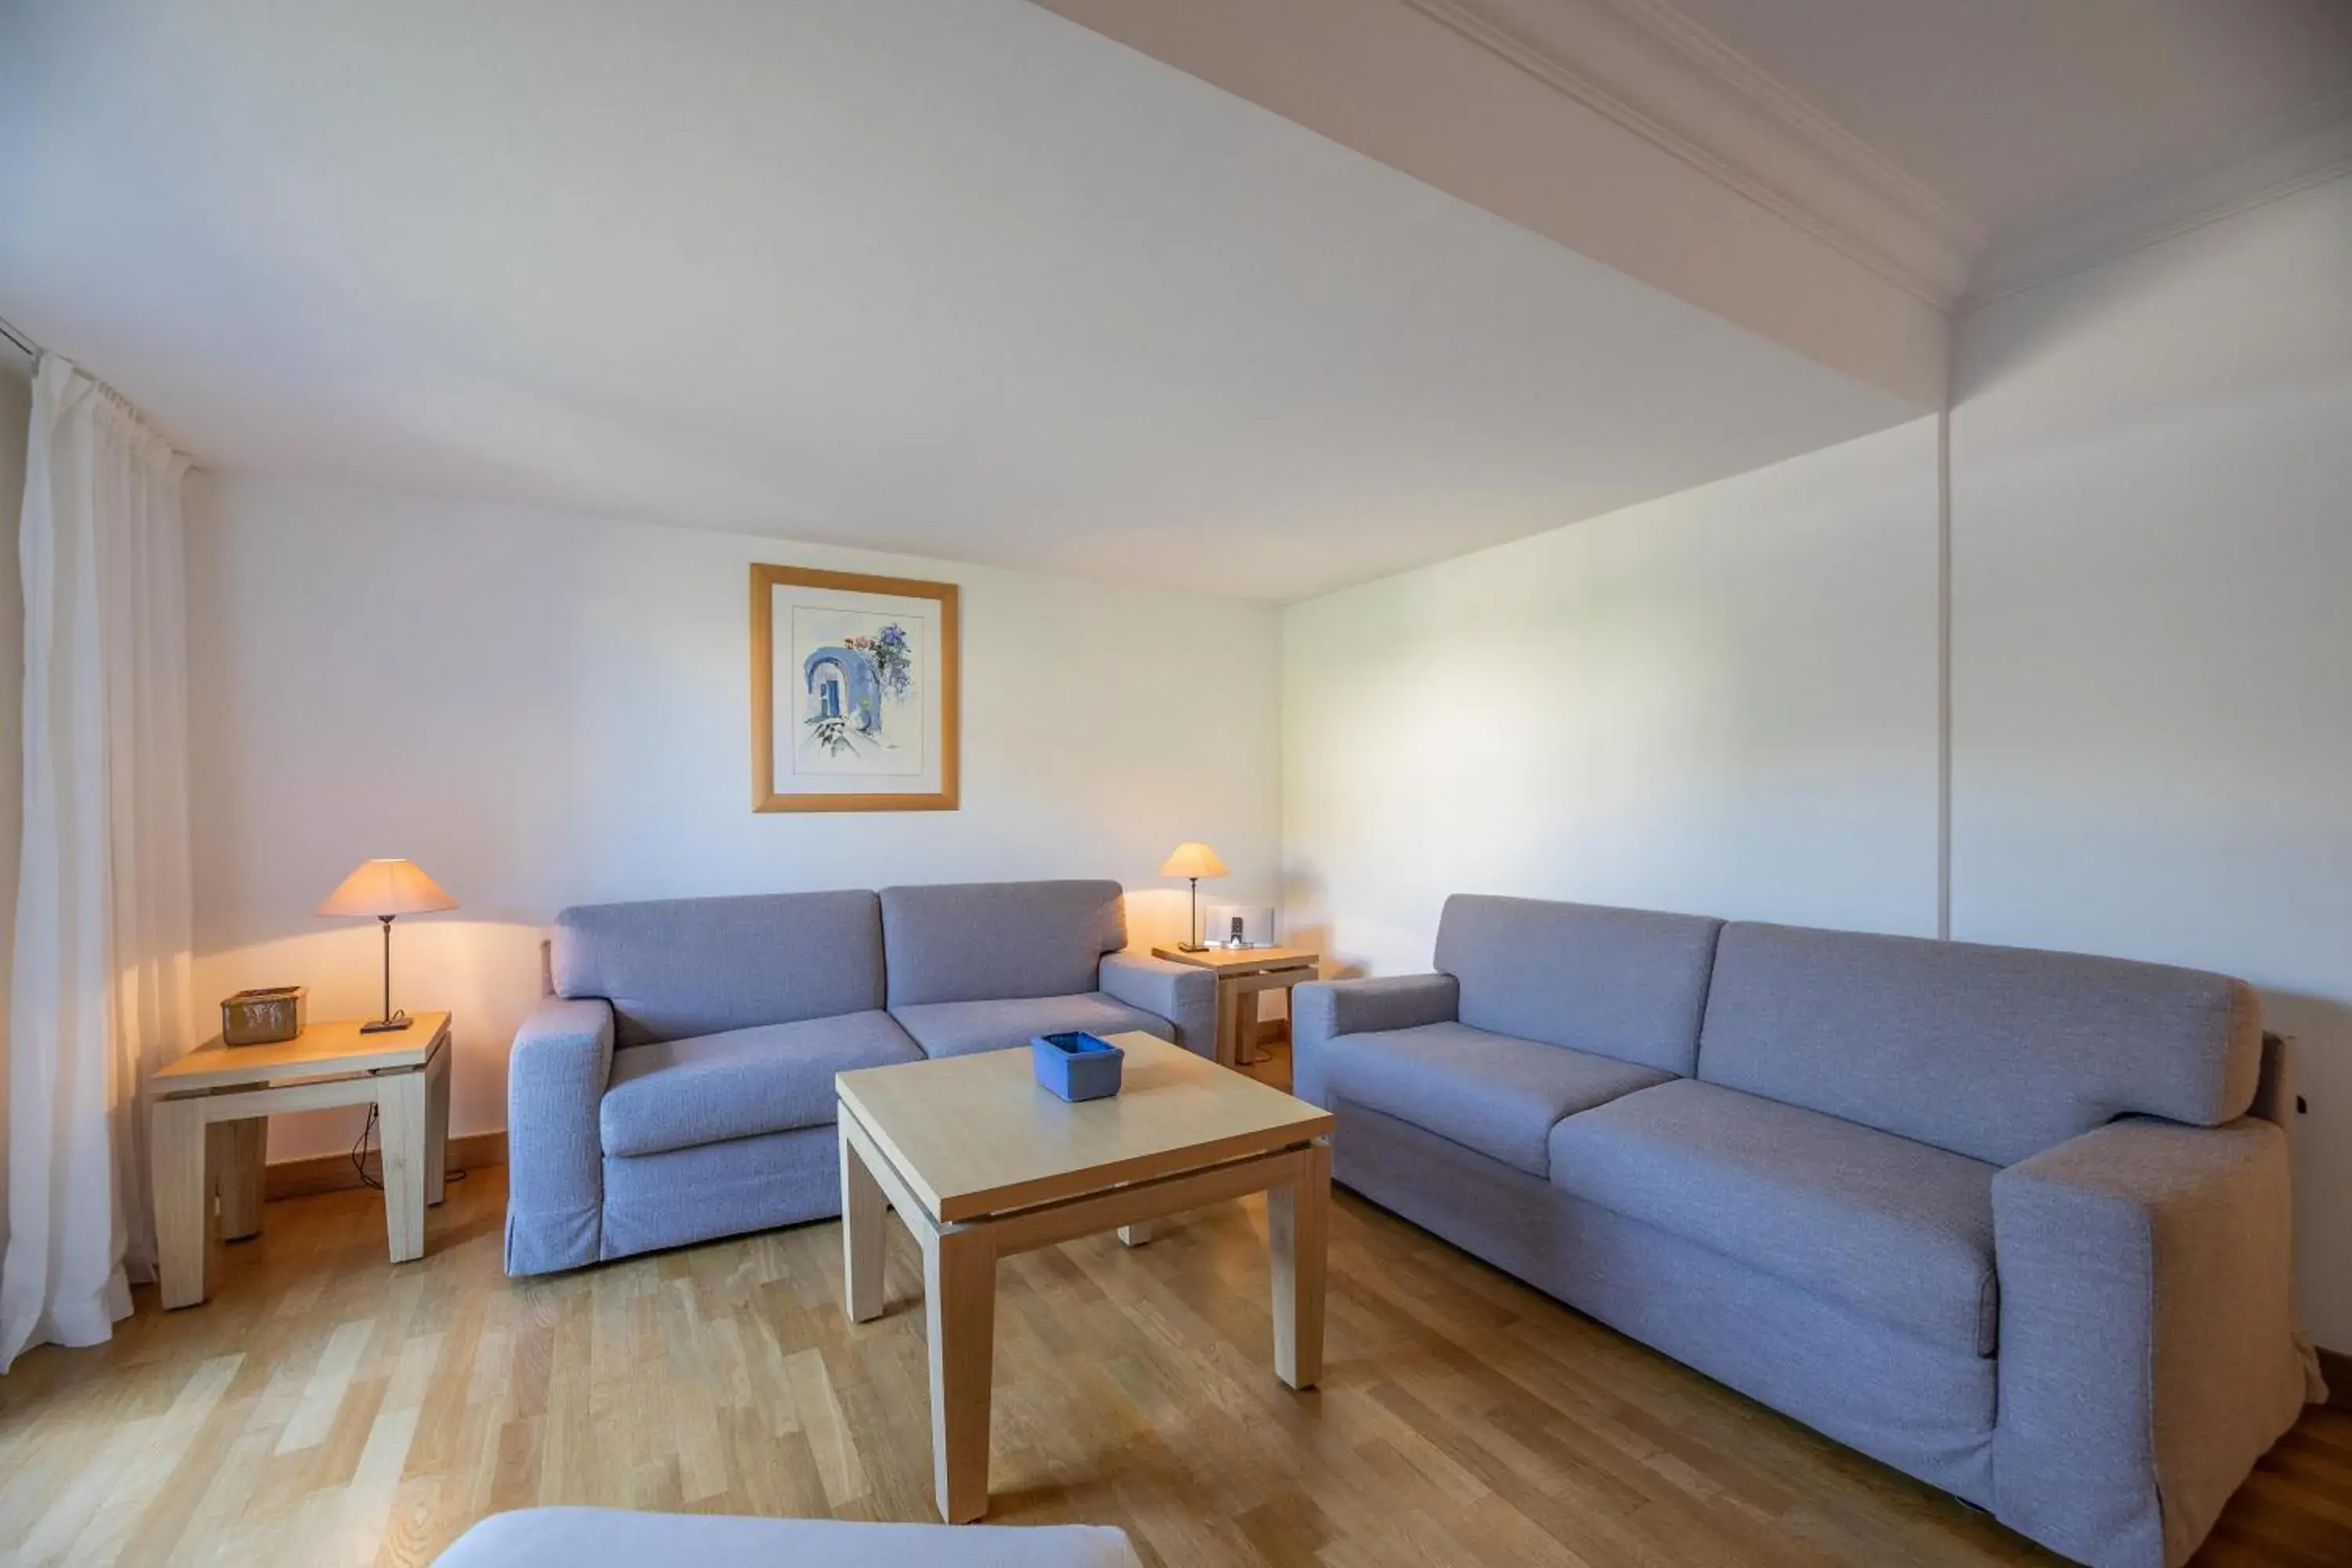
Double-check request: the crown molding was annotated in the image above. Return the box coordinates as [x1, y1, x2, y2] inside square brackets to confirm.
[1966, 85, 2352, 310]
[1027, 0, 1955, 405]
[1403, 0, 1984, 308]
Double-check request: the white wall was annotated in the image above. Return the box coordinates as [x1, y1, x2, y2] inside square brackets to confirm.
[1951, 176, 2352, 1349]
[186, 474, 1281, 1160]
[1281, 416, 1943, 975]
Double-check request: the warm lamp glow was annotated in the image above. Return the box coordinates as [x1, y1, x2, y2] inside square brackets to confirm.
[316, 858, 459, 918]
[1159, 841, 1229, 880]
[316, 859, 457, 1033]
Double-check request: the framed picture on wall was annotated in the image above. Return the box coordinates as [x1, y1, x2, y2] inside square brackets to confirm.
[750, 564, 960, 812]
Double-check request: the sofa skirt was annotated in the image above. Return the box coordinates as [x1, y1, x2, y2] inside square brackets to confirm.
[1332, 1101, 1998, 1507]
[601, 1123, 840, 1261]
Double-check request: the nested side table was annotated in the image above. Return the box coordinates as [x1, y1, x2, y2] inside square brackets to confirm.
[149, 1011, 452, 1308]
[1149, 946, 1318, 1067]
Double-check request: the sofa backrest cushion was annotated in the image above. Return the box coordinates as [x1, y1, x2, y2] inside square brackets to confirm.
[1697, 922, 2263, 1167]
[1432, 895, 1724, 1075]
[881, 880, 1126, 1007]
[554, 890, 884, 1047]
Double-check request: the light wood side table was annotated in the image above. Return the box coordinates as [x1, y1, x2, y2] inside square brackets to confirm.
[149, 1011, 452, 1309]
[1149, 945, 1318, 1067]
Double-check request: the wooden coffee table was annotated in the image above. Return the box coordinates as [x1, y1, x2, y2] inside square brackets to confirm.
[835, 1031, 1334, 1523]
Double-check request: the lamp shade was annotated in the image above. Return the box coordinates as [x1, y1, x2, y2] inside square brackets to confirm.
[1159, 841, 1229, 880]
[316, 858, 459, 918]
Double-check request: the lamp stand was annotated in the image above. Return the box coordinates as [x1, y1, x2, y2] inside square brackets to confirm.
[360, 913, 413, 1033]
[1178, 876, 1208, 953]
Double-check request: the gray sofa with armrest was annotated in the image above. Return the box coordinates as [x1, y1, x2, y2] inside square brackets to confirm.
[505, 879, 1213, 1275]
[1293, 894, 2322, 1568]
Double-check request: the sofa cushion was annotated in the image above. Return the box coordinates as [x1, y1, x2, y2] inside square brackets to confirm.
[600, 1010, 920, 1157]
[1548, 1078, 1998, 1356]
[892, 993, 1166, 1060]
[1433, 895, 1722, 1075]
[1318, 1021, 1672, 1177]
[880, 880, 1126, 1007]
[555, 890, 885, 1047]
[1697, 922, 2263, 1168]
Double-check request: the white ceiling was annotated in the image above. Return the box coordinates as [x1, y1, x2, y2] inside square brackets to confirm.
[0, 0, 1912, 602]
[7, 3, 2345, 603]
[1669, 0, 2352, 234]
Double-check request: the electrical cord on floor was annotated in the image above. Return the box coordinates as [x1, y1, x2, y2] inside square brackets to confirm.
[352, 1102, 383, 1189]
[348, 1102, 466, 1192]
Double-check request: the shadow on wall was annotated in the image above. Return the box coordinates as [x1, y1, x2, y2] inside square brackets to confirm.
[1283, 924, 1365, 983]
[1278, 864, 1379, 982]
[2259, 987, 2350, 1352]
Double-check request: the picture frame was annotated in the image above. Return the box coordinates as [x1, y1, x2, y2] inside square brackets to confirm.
[750, 563, 960, 812]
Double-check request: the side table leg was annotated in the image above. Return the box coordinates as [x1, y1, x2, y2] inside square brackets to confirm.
[1215, 978, 1243, 1069]
[1269, 1139, 1330, 1390]
[840, 1120, 887, 1323]
[925, 1225, 997, 1523]
[214, 1116, 267, 1241]
[377, 1069, 429, 1263]
[152, 1097, 212, 1309]
[425, 1045, 450, 1207]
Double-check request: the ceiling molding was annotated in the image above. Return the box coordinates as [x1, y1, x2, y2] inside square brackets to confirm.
[1966, 85, 2352, 310]
[1403, 0, 1984, 308]
[1026, 0, 1953, 405]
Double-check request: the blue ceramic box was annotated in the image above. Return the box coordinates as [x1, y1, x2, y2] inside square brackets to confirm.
[1031, 1031, 1124, 1102]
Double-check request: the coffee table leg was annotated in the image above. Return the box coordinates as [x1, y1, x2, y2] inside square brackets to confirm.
[1116, 1221, 1156, 1247]
[840, 1121, 887, 1323]
[925, 1225, 996, 1523]
[1269, 1139, 1330, 1390]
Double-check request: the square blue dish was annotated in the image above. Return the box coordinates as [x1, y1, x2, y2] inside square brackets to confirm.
[1031, 1030, 1124, 1102]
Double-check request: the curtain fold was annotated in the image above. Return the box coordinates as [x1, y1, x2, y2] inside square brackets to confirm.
[1, 355, 194, 1372]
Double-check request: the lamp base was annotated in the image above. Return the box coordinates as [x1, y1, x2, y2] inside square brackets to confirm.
[1175, 942, 1210, 953]
[360, 1014, 412, 1034]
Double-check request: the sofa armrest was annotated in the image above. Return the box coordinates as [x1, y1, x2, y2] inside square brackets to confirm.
[1290, 973, 1459, 1108]
[1991, 1116, 2314, 1568]
[503, 996, 615, 1276]
[1098, 952, 1215, 1058]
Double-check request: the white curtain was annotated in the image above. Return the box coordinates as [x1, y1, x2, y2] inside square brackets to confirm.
[0, 356, 194, 1372]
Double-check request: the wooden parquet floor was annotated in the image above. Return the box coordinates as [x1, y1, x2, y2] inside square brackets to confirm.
[2, 1155, 2347, 1566]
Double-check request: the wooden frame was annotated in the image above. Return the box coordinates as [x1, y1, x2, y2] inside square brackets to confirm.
[749, 563, 960, 812]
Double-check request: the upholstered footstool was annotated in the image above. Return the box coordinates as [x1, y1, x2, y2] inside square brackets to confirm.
[434, 1508, 1138, 1567]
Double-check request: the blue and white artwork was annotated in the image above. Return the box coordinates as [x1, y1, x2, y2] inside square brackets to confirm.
[789, 605, 927, 778]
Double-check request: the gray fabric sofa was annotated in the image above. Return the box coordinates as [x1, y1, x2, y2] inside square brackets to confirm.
[504, 880, 1212, 1275]
[1294, 894, 2322, 1568]
[434, 1508, 1138, 1566]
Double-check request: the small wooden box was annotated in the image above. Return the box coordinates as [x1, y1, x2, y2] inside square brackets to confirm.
[221, 986, 307, 1047]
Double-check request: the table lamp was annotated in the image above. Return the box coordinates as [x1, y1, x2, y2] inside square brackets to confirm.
[1160, 841, 1228, 953]
[317, 858, 458, 1033]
